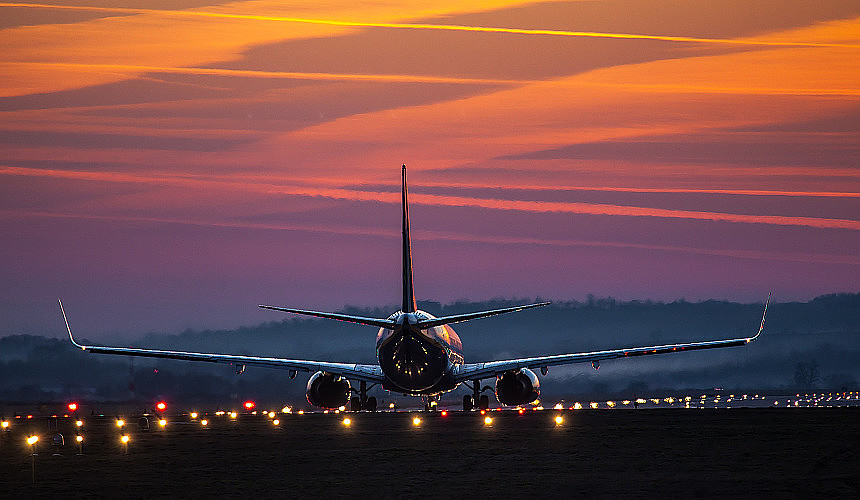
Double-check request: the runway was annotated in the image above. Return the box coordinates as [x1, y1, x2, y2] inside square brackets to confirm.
[1, 403, 857, 497]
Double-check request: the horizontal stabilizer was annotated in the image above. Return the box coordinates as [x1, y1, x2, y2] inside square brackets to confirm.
[258, 305, 395, 329]
[416, 302, 550, 329]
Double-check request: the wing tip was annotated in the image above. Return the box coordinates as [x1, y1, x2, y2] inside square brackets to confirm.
[58, 298, 86, 350]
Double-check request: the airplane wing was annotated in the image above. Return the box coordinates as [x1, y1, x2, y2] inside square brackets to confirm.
[60, 300, 384, 383]
[453, 294, 770, 383]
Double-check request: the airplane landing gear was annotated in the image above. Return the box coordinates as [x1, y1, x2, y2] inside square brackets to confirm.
[423, 395, 439, 411]
[463, 379, 492, 411]
[350, 381, 378, 411]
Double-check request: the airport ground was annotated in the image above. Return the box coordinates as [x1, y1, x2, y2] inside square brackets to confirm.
[0, 404, 857, 498]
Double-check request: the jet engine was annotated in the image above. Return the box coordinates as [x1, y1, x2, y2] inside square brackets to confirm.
[495, 368, 540, 406]
[306, 371, 351, 409]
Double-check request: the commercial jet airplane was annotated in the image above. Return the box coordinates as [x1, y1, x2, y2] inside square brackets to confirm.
[61, 165, 769, 412]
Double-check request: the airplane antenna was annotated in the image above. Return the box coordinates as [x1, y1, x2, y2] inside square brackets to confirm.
[401, 164, 416, 313]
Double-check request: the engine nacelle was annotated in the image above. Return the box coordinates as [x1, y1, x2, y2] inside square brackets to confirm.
[495, 368, 540, 406]
[306, 371, 351, 409]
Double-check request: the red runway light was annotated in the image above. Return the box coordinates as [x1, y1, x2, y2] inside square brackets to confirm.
[243, 401, 256, 410]
[440, 410, 448, 417]
[68, 402, 78, 412]
[156, 401, 167, 411]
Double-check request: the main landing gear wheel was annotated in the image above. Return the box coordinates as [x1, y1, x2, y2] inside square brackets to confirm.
[350, 396, 362, 412]
[366, 396, 377, 412]
[463, 395, 474, 412]
[479, 395, 490, 411]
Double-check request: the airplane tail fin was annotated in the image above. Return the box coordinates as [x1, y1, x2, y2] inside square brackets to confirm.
[401, 164, 416, 313]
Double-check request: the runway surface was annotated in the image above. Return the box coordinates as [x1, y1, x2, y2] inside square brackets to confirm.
[1, 405, 857, 497]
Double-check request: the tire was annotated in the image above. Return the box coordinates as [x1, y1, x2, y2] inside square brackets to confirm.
[366, 396, 377, 412]
[350, 396, 362, 412]
[479, 395, 490, 410]
[463, 395, 474, 412]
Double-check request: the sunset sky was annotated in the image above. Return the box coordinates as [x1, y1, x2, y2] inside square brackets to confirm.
[1, 1, 858, 338]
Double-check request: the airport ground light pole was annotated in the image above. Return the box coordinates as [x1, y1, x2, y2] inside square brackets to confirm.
[27, 435, 38, 486]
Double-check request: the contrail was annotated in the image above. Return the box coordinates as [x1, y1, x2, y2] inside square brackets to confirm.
[3, 2, 859, 49]
[3, 209, 858, 266]
[0, 62, 529, 86]
[1, 165, 858, 231]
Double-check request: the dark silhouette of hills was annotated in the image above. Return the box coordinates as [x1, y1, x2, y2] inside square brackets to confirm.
[1, 294, 856, 407]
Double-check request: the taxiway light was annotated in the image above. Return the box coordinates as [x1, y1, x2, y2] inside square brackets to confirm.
[190, 412, 198, 419]
[243, 401, 255, 410]
[158, 419, 167, 427]
[272, 419, 280, 426]
[121, 435, 129, 444]
[156, 401, 167, 411]
[76, 435, 83, 443]
[229, 412, 238, 419]
[67, 402, 78, 412]
[268, 411, 276, 419]
[76, 420, 83, 427]
[555, 415, 564, 425]
[412, 417, 421, 426]
[27, 435, 39, 445]
[116, 419, 125, 427]
[1, 421, 9, 429]
[201, 419, 209, 426]
[483, 416, 493, 426]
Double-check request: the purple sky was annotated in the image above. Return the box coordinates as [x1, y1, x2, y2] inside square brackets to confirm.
[1, 1, 858, 338]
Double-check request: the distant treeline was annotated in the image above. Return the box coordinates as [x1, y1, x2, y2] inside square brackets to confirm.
[0, 294, 857, 407]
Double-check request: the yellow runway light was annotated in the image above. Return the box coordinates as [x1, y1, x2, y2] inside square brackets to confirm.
[75, 420, 83, 427]
[590, 402, 599, 409]
[201, 419, 209, 426]
[272, 419, 280, 425]
[158, 419, 167, 427]
[268, 411, 276, 419]
[116, 419, 125, 427]
[75, 435, 83, 443]
[555, 415, 564, 425]
[27, 435, 38, 445]
[412, 417, 421, 426]
[342, 417, 351, 426]
[229, 412, 237, 419]
[120, 435, 129, 444]
[484, 416, 493, 425]
[1, 421, 9, 429]
[190, 412, 198, 419]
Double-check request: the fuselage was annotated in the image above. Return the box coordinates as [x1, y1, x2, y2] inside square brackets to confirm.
[376, 310, 463, 395]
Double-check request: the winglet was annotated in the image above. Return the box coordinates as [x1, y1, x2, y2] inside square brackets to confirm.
[747, 292, 771, 343]
[58, 298, 86, 350]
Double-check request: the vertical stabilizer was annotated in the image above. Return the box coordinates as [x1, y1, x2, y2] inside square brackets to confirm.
[401, 164, 416, 313]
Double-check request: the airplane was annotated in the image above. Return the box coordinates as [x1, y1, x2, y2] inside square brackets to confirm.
[60, 165, 770, 412]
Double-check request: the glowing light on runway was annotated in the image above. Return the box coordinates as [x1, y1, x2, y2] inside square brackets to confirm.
[553, 403, 564, 410]
[412, 417, 421, 426]
[554, 415, 564, 425]
[268, 412, 276, 419]
[121, 435, 129, 443]
[75, 435, 83, 443]
[590, 402, 599, 409]
[573, 403, 583, 410]
[281, 407, 292, 414]
[116, 419, 124, 428]
[440, 411, 448, 417]
[158, 419, 167, 427]
[156, 402, 167, 412]
[190, 412, 198, 419]
[484, 416, 493, 426]
[27, 435, 38, 445]
[2, 421, 9, 429]
[229, 412, 237, 419]
[75, 420, 83, 427]
[200, 419, 208, 426]
[518, 409, 525, 415]
[272, 419, 280, 426]
[67, 403, 78, 412]
[243, 401, 255, 411]
[342, 417, 351, 427]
